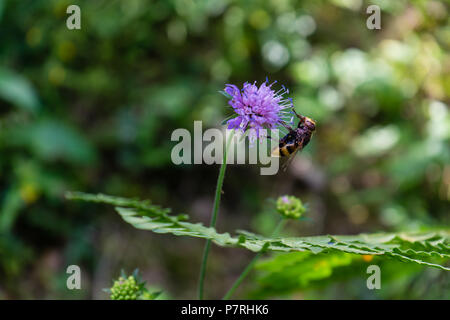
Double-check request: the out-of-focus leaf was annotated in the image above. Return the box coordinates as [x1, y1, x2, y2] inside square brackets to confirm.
[0, 187, 23, 232]
[0, 68, 40, 113]
[0, 0, 5, 21]
[250, 251, 424, 298]
[16, 119, 97, 165]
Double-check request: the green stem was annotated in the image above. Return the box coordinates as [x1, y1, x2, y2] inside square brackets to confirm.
[222, 218, 286, 300]
[198, 130, 234, 300]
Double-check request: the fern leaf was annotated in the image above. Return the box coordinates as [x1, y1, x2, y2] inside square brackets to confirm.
[66, 192, 450, 271]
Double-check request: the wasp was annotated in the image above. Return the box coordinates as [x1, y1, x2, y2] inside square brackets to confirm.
[271, 109, 316, 168]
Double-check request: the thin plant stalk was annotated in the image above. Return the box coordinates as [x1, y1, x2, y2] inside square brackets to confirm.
[198, 129, 234, 300]
[222, 218, 286, 300]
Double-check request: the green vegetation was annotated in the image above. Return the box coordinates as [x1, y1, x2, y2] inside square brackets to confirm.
[0, 0, 449, 299]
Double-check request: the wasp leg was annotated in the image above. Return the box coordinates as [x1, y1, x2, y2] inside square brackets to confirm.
[292, 108, 302, 119]
[278, 120, 295, 132]
[292, 109, 307, 126]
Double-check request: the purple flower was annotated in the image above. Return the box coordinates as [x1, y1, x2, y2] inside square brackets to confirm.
[223, 79, 294, 142]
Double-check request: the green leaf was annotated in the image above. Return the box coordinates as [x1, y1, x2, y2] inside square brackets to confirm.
[0, 68, 40, 113]
[13, 119, 98, 165]
[0, 187, 24, 233]
[66, 192, 450, 271]
[250, 251, 427, 298]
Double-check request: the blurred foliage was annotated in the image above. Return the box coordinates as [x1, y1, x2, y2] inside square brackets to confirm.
[0, 0, 449, 299]
[250, 251, 449, 299]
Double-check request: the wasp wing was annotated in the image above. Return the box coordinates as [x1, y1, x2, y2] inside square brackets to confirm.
[281, 147, 300, 171]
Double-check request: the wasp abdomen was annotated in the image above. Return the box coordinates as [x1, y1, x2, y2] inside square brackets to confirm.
[279, 144, 296, 157]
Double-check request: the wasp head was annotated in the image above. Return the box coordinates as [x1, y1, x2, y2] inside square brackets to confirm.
[303, 117, 316, 131]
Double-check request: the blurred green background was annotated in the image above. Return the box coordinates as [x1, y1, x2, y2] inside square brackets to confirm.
[0, 0, 449, 299]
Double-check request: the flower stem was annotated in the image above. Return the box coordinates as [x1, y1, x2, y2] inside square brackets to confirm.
[198, 130, 234, 300]
[222, 218, 286, 300]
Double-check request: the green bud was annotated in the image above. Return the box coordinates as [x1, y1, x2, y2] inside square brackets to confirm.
[276, 195, 306, 219]
[109, 274, 142, 300]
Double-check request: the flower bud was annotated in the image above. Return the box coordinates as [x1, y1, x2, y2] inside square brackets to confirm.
[276, 195, 305, 219]
[110, 275, 141, 300]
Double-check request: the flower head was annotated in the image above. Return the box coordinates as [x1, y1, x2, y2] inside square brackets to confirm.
[223, 79, 294, 142]
[108, 270, 161, 300]
[276, 195, 306, 219]
[110, 275, 141, 300]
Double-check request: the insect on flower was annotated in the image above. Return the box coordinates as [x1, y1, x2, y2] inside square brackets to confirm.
[221, 78, 316, 170]
[271, 108, 316, 170]
[222, 78, 295, 143]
